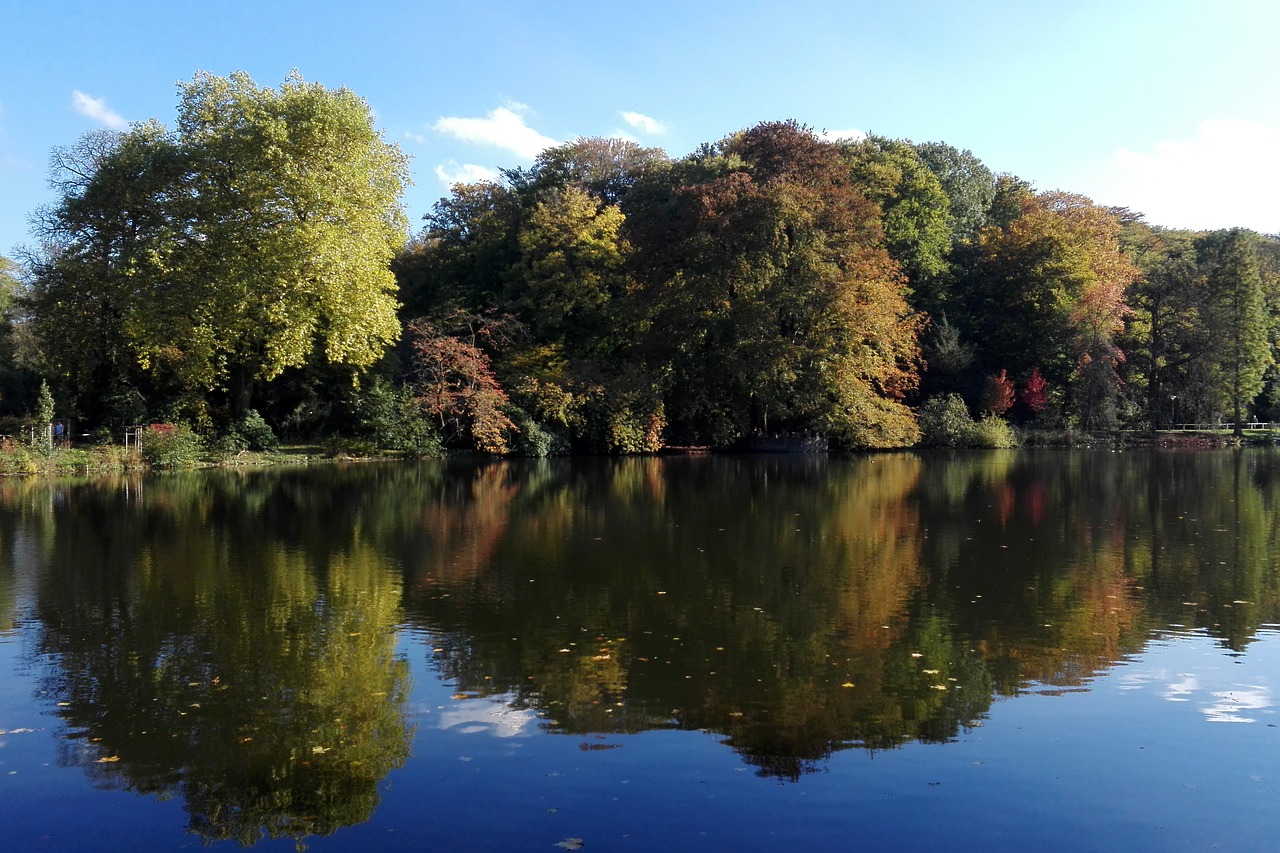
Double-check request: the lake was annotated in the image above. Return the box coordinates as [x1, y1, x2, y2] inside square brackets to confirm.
[1, 451, 1278, 851]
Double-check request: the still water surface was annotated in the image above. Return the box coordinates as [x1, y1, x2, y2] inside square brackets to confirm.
[1, 451, 1278, 851]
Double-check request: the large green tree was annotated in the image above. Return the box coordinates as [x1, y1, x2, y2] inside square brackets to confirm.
[913, 141, 996, 241]
[1198, 228, 1270, 434]
[1117, 222, 1205, 428]
[842, 135, 953, 313]
[26, 71, 409, 426]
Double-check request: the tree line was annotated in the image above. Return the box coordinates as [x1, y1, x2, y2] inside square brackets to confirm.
[4, 71, 1278, 453]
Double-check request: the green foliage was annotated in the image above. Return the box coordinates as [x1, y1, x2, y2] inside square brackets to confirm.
[1198, 228, 1270, 433]
[919, 394, 975, 448]
[140, 423, 205, 468]
[228, 409, 279, 452]
[968, 413, 1019, 448]
[914, 142, 996, 241]
[351, 377, 441, 457]
[918, 394, 1017, 448]
[843, 134, 953, 311]
[506, 405, 570, 457]
[26, 71, 409, 426]
[32, 380, 55, 455]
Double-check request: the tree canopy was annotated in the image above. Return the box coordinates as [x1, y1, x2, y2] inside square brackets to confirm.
[25, 71, 409, 426]
[12, 72, 1280, 450]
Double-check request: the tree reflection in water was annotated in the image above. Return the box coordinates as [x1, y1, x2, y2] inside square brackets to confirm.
[7, 469, 414, 846]
[403, 451, 1280, 779]
[4, 448, 1279, 823]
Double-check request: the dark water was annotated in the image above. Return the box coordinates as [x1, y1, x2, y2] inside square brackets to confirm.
[1, 451, 1278, 851]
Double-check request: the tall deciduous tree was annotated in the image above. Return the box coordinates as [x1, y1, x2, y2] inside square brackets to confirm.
[914, 141, 997, 241]
[957, 191, 1136, 429]
[629, 121, 923, 448]
[842, 135, 953, 312]
[26, 71, 409, 425]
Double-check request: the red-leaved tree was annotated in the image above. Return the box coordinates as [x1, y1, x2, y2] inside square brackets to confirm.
[407, 318, 516, 454]
[1020, 367, 1048, 416]
[980, 369, 1015, 416]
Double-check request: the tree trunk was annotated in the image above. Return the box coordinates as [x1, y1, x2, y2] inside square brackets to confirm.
[229, 364, 255, 419]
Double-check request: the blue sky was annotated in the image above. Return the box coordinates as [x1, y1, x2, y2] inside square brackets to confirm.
[3, 0, 1279, 258]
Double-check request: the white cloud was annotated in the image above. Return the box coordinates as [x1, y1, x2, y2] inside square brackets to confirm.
[438, 696, 536, 738]
[1202, 686, 1271, 724]
[404, 130, 430, 144]
[435, 160, 499, 187]
[1097, 119, 1280, 234]
[819, 128, 866, 143]
[606, 129, 640, 144]
[72, 90, 128, 130]
[433, 105, 558, 159]
[619, 110, 667, 135]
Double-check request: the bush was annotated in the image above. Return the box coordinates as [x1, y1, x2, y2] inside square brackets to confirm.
[0, 439, 40, 474]
[507, 405, 569, 457]
[919, 395, 1018, 449]
[353, 379, 441, 457]
[919, 394, 974, 448]
[140, 423, 205, 468]
[968, 414, 1019, 449]
[229, 409, 279, 451]
[207, 432, 249, 461]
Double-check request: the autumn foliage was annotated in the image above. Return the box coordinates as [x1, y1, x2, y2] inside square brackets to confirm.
[406, 319, 515, 454]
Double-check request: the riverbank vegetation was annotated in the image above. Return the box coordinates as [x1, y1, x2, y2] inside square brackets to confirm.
[4, 71, 1279, 459]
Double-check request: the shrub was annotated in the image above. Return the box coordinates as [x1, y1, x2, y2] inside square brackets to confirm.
[140, 423, 205, 468]
[0, 439, 41, 474]
[353, 378, 441, 457]
[919, 395, 1018, 449]
[919, 394, 974, 448]
[229, 409, 279, 451]
[968, 414, 1019, 449]
[507, 405, 569, 457]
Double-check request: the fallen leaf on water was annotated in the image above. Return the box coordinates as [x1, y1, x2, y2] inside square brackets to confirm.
[554, 839, 584, 850]
[841, 682, 855, 688]
[96, 756, 121, 763]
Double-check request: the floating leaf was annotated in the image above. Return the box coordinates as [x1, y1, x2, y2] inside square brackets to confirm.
[554, 839, 584, 850]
